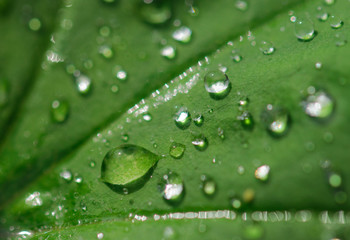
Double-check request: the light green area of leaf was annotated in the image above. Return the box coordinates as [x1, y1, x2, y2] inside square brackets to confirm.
[1, 0, 350, 239]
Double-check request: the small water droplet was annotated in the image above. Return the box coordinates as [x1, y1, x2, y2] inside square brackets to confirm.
[101, 144, 159, 189]
[315, 62, 322, 69]
[174, 107, 191, 129]
[302, 88, 334, 119]
[243, 188, 255, 203]
[74, 175, 83, 183]
[111, 84, 119, 93]
[163, 226, 176, 239]
[60, 170, 72, 182]
[193, 114, 204, 127]
[188, 5, 199, 17]
[169, 142, 185, 159]
[232, 53, 242, 63]
[316, 7, 329, 22]
[172, 26, 192, 43]
[324, 0, 335, 5]
[238, 111, 254, 130]
[237, 165, 245, 175]
[235, 0, 248, 11]
[99, 45, 113, 59]
[158, 171, 184, 204]
[294, 17, 315, 41]
[121, 133, 129, 142]
[138, 0, 172, 25]
[258, 41, 275, 55]
[231, 198, 242, 209]
[99, 25, 111, 37]
[51, 100, 69, 123]
[200, 175, 216, 197]
[204, 70, 231, 100]
[142, 112, 152, 122]
[28, 18, 41, 31]
[329, 15, 343, 29]
[161, 45, 176, 59]
[255, 165, 270, 181]
[25, 192, 43, 207]
[335, 33, 347, 47]
[97, 232, 104, 239]
[217, 127, 225, 140]
[90, 160, 96, 168]
[261, 105, 290, 137]
[191, 134, 208, 151]
[328, 172, 342, 188]
[0, 79, 9, 107]
[75, 74, 92, 95]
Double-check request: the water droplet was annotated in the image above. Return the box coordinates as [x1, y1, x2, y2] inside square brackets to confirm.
[172, 26, 192, 43]
[315, 62, 322, 69]
[238, 111, 254, 130]
[161, 45, 176, 59]
[191, 134, 208, 151]
[217, 127, 225, 139]
[302, 88, 334, 119]
[89, 160, 96, 168]
[75, 74, 92, 95]
[28, 18, 41, 31]
[99, 45, 113, 59]
[335, 33, 347, 47]
[60, 170, 72, 182]
[237, 165, 245, 175]
[17, 230, 33, 239]
[232, 53, 242, 63]
[74, 175, 83, 183]
[258, 41, 275, 55]
[188, 5, 199, 17]
[101, 144, 159, 188]
[294, 18, 315, 41]
[193, 114, 204, 127]
[25, 192, 43, 207]
[139, 0, 172, 25]
[163, 226, 176, 239]
[169, 142, 185, 159]
[142, 113, 152, 122]
[97, 232, 104, 239]
[235, 0, 248, 11]
[204, 70, 231, 100]
[111, 84, 119, 93]
[0, 79, 9, 107]
[200, 175, 216, 197]
[255, 165, 270, 181]
[261, 105, 290, 137]
[174, 107, 191, 129]
[324, 0, 335, 5]
[121, 133, 129, 142]
[243, 188, 255, 203]
[99, 25, 111, 37]
[330, 15, 343, 29]
[158, 171, 184, 204]
[231, 198, 242, 209]
[51, 100, 69, 123]
[316, 7, 329, 22]
[329, 172, 342, 188]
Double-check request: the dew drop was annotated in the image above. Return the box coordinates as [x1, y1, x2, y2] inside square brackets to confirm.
[316, 7, 329, 22]
[255, 165, 270, 181]
[25, 192, 43, 207]
[324, 0, 335, 5]
[99, 45, 113, 59]
[294, 18, 315, 41]
[261, 105, 290, 137]
[242, 188, 255, 203]
[111, 84, 119, 93]
[142, 113, 152, 122]
[335, 33, 347, 47]
[90, 160, 96, 168]
[116, 70, 127, 81]
[75, 74, 92, 95]
[28, 18, 41, 31]
[99, 25, 111, 37]
[139, 0, 172, 25]
[193, 114, 204, 127]
[217, 127, 225, 140]
[232, 53, 242, 63]
[204, 70, 231, 100]
[74, 175, 83, 184]
[258, 41, 275, 55]
[172, 26, 192, 43]
[97, 232, 104, 239]
[158, 171, 184, 204]
[302, 88, 334, 119]
[328, 172, 342, 188]
[235, 0, 248, 11]
[231, 198, 242, 209]
[161, 45, 176, 59]
[329, 15, 343, 29]
[59, 170, 72, 182]
[163, 226, 176, 239]
[200, 175, 216, 197]
[121, 133, 129, 142]
[174, 107, 191, 129]
[315, 62, 322, 69]
[0, 79, 9, 108]
[101, 144, 159, 187]
[51, 100, 69, 123]
[169, 142, 185, 159]
[191, 134, 208, 151]
[238, 111, 254, 130]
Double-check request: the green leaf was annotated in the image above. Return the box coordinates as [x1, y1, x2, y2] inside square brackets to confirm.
[1, 0, 350, 239]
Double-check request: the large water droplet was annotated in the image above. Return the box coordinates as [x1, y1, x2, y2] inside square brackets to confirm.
[192, 134, 208, 151]
[261, 105, 290, 137]
[0, 79, 9, 107]
[169, 142, 185, 159]
[172, 26, 192, 43]
[259, 41, 275, 55]
[329, 15, 343, 29]
[138, 0, 172, 25]
[255, 165, 270, 181]
[174, 107, 191, 129]
[302, 88, 334, 119]
[51, 100, 69, 123]
[294, 18, 315, 41]
[158, 171, 184, 205]
[101, 144, 159, 192]
[200, 175, 216, 197]
[75, 74, 92, 95]
[204, 70, 231, 100]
